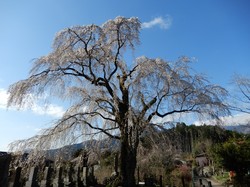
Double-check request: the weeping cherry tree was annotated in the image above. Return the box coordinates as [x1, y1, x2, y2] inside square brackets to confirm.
[8, 17, 229, 187]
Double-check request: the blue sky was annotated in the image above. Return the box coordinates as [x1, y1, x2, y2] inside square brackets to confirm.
[0, 0, 250, 151]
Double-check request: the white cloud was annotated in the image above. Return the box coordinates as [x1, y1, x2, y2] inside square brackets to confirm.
[194, 113, 250, 126]
[0, 88, 64, 118]
[142, 16, 172, 30]
[221, 113, 250, 126]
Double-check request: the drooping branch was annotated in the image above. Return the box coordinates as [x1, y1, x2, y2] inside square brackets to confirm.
[238, 84, 250, 102]
[53, 112, 120, 139]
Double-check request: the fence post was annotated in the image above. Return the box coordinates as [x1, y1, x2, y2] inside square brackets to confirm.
[64, 165, 75, 187]
[74, 165, 82, 187]
[41, 166, 52, 187]
[82, 166, 88, 186]
[25, 166, 38, 187]
[8, 167, 22, 187]
[53, 166, 63, 187]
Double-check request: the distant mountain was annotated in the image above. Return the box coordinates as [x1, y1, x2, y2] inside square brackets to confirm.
[45, 138, 119, 160]
[223, 124, 250, 134]
[46, 142, 86, 160]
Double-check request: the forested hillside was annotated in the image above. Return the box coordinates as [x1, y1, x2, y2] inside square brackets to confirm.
[140, 123, 241, 155]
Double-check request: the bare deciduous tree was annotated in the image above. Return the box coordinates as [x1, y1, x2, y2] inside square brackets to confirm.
[231, 74, 250, 114]
[7, 17, 229, 186]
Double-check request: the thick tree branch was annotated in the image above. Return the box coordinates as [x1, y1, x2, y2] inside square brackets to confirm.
[140, 96, 157, 118]
[83, 120, 120, 140]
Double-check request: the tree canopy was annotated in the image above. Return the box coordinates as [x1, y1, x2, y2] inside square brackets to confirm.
[7, 17, 230, 186]
[212, 137, 250, 185]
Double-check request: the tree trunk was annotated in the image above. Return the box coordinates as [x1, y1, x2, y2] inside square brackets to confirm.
[120, 137, 137, 187]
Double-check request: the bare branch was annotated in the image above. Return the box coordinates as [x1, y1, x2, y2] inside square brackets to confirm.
[230, 74, 250, 114]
